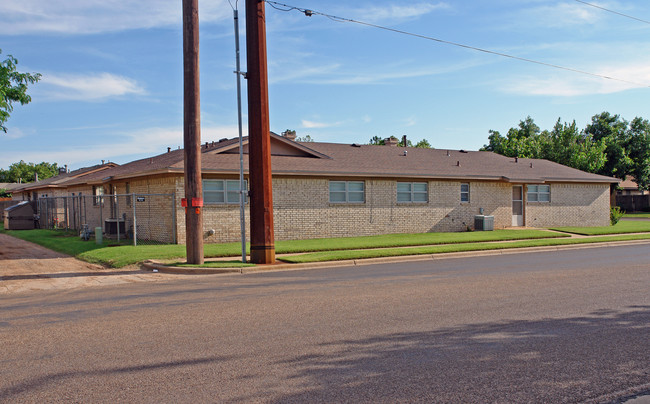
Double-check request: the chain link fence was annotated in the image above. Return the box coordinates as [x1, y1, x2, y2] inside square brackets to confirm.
[36, 194, 176, 245]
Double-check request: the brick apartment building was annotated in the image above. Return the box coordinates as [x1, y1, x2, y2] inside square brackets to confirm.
[13, 132, 618, 244]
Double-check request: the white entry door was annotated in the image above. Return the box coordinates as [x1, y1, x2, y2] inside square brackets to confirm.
[512, 186, 523, 227]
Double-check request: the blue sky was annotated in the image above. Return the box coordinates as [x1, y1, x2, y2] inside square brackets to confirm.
[2, 0, 649, 170]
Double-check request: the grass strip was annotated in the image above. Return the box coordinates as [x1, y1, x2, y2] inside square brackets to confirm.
[271, 229, 566, 254]
[2, 226, 566, 268]
[550, 220, 650, 235]
[278, 234, 650, 264]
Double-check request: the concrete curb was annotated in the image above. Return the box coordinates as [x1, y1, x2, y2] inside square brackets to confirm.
[141, 239, 650, 276]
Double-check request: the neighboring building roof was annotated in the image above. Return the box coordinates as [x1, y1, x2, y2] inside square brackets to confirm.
[23, 133, 619, 188]
[11, 163, 118, 192]
[620, 177, 640, 190]
[0, 183, 23, 191]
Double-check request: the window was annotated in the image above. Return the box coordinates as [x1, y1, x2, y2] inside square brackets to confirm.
[93, 185, 104, 206]
[397, 182, 428, 203]
[460, 183, 470, 203]
[329, 181, 365, 203]
[203, 180, 247, 204]
[527, 184, 550, 202]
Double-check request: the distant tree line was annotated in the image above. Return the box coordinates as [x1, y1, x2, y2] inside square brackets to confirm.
[0, 160, 59, 184]
[481, 112, 650, 190]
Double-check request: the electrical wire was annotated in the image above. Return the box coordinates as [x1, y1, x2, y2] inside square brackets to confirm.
[573, 0, 650, 25]
[264, 0, 650, 88]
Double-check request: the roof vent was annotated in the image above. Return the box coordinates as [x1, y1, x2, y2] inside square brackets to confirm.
[515, 157, 519, 163]
[219, 137, 228, 143]
[530, 163, 533, 168]
[446, 150, 450, 157]
[456, 161, 461, 167]
[459, 150, 468, 153]
[403, 150, 408, 156]
[167, 147, 171, 153]
[351, 143, 361, 148]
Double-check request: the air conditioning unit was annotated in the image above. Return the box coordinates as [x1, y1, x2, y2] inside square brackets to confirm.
[474, 215, 494, 231]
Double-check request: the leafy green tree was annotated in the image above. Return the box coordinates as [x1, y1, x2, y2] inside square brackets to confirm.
[1, 49, 41, 133]
[542, 119, 607, 173]
[0, 161, 59, 183]
[584, 112, 631, 179]
[368, 136, 384, 145]
[482, 116, 606, 173]
[414, 139, 433, 148]
[626, 117, 650, 190]
[0, 189, 11, 198]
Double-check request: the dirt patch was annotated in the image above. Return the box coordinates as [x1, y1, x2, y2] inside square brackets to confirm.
[0, 233, 176, 294]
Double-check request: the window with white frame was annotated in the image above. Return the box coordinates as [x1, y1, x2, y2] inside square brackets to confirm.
[329, 181, 365, 203]
[460, 183, 470, 202]
[527, 184, 550, 202]
[93, 185, 104, 206]
[203, 179, 248, 204]
[397, 182, 428, 203]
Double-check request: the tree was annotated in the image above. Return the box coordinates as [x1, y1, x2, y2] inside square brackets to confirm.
[626, 117, 650, 190]
[398, 137, 413, 147]
[1, 49, 41, 133]
[414, 139, 433, 148]
[368, 136, 384, 145]
[295, 134, 314, 142]
[482, 116, 607, 173]
[584, 112, 631, 179]
[0, 161, 59, 183]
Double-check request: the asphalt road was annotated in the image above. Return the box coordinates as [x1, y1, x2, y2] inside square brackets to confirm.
[1, 244, 649, 403]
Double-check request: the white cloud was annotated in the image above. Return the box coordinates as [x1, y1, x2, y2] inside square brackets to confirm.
[0, 0, 230, 35]
[301, 120, 342, 129]
[404, 116, 417, 127]
[502, 62, 650, 96]
[513, 1, 603, 28]
[41, 73, 145, 101]
[0, 125, 243, 169]
[3, 127, 28, 140]
[357, 2, 451, 23]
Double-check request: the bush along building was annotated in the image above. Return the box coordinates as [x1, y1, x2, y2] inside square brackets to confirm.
[12, 132, 619, 244]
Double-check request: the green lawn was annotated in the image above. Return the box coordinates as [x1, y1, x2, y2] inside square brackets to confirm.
[3, 222, 648, 268]
[1, 226, 565, 268]
[279, 233, 650, 264]
[551, 220, 650, 235]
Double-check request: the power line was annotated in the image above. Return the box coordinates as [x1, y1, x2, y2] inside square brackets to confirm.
[573, 0, 650, 25]
[264, 0, 650, 89]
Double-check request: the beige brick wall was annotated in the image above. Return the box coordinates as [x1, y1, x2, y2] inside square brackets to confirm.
[525, 183, 610, 227]
[190, 177, 516, 243]
[20, 175, 613, 243]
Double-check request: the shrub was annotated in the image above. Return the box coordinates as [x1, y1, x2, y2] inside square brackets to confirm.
[610, 206, 624, 225]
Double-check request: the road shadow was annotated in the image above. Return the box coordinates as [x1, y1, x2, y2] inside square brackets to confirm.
[270, 306, 650, 403]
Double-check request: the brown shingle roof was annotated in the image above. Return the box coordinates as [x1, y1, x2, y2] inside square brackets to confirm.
[65, 134, 619, 185]
[11, 163, 118, 192]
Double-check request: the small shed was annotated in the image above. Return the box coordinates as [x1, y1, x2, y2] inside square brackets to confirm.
[4, 201, 35, 230]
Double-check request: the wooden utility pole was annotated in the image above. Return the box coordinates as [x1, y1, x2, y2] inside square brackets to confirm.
[183, 0, 204, 264]
[246, 0, 275, 264]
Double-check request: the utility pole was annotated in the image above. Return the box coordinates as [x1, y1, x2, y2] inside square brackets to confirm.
[246, 0, 275, 264]
[183, 0, 204, 264]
